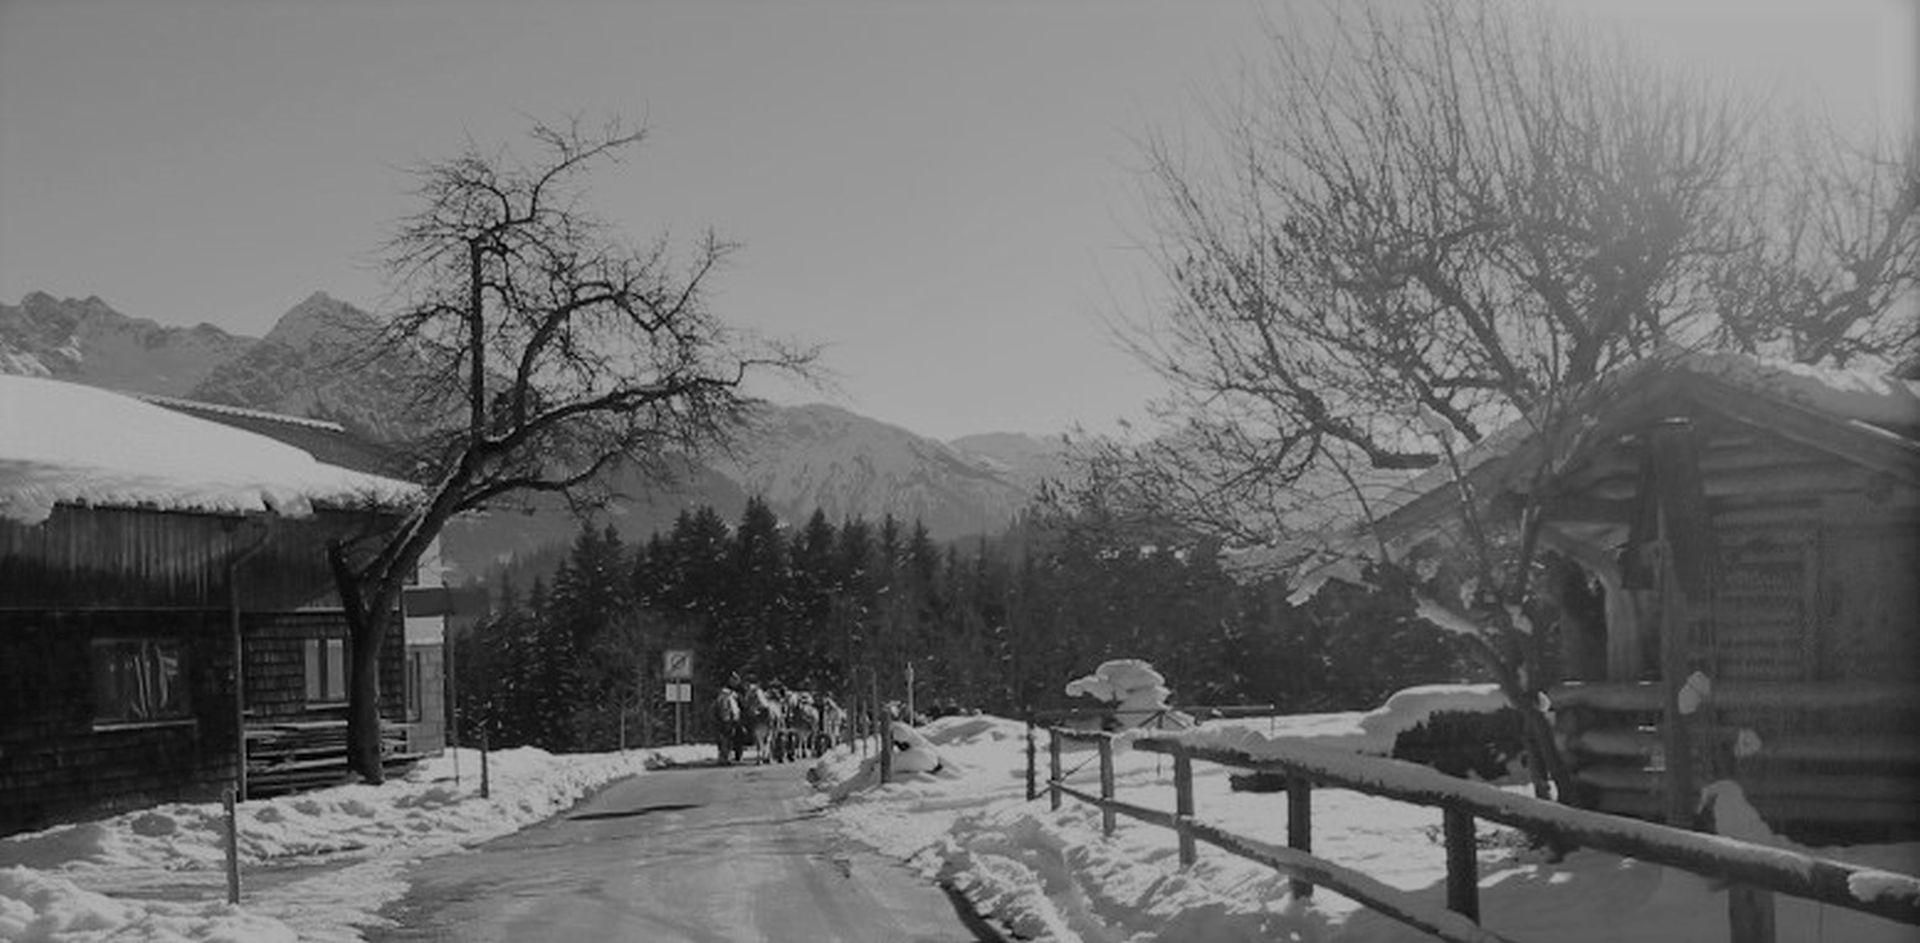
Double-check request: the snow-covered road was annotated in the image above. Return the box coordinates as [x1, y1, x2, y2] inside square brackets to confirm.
[369, 760, 997, 943]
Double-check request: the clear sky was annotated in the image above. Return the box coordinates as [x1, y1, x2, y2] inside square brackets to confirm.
[1, 0, 1912, 441]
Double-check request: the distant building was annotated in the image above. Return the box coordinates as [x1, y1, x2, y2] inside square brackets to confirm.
[0, 376, 418, 834]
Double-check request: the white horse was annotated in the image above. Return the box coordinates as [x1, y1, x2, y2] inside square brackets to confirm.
[745, 684, 784, 764]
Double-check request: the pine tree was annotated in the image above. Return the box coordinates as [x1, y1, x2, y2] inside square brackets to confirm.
[726, 497, 789, 681]
[789, 510, 840, 686]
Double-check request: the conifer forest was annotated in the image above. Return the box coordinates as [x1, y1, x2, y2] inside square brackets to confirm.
[453, 496, 1472, 752]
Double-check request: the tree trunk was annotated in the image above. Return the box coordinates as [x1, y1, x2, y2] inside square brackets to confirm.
[1462, 631, 1575, 802]
[344, 603, 387, 784]
[329, 540, 387, 785]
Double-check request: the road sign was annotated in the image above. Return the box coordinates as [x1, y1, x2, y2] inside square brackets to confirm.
[663, 649, 694, 680]
[665, 682, 692, 703]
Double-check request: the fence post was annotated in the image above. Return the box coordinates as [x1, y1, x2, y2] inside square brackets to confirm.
[1173, 744, 1196, 867]
[1025, 710, 1037, 802]
[1443, 805, 1480, 922]
[1049, 730, 1063, 811]
[1287, 774, 1313, 899]
[480, 728, 491, 800]
[1098, 735, 1116, 837]
[223, 786, 240, 905]
[880, 714, 894, 785]
[1729, 886, 1777, 943]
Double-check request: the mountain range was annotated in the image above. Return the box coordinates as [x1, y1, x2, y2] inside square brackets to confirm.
[0, 292, 1071, 577]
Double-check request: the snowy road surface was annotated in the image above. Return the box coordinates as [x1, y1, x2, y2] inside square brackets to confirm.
[369, 760, 998, 942]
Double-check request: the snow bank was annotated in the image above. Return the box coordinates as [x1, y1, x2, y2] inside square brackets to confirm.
[0, 867, 298, 943]
[1148, 683, 1510, 758]
[0, 744, 711, 942]
[1357, 684, 1510, 751]
[0, 375, 416, 525]
[815, 712, 1920, 943]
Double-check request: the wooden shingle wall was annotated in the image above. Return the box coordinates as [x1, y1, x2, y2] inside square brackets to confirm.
[0, 609, 237, 835]
[243, 610, 405, 721]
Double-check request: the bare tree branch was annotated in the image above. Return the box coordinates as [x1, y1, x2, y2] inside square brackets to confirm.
[328, 119, 820, 782]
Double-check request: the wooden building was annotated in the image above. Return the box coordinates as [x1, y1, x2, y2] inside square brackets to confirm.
[0, 376, 418, 834]
[1365, 351, 1920, 838]
[140, 393, 455, 759]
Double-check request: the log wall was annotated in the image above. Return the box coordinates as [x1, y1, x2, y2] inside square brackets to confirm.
[1547, 413, 1920, 838]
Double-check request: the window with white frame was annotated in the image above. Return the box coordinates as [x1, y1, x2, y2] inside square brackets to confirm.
[92, 638, 191, 724]
[405, 649, 425, 721]
[305, 637, 348, 704]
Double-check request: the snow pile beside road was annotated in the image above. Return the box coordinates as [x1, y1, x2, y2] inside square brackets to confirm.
[0, 744, 713, 942]
[0, 867, 297, 943]
[818, 712, 1920, 943]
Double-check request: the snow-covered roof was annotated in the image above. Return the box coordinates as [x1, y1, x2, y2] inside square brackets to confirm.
[1237, 348, 1920, 596]
[1375, 349, 1920, 539]
[0, 375, 417, 525]
[134, 392, 348, 432]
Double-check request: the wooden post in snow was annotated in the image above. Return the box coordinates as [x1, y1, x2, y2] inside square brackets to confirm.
[1098, 736, 1116, 836]
[480, 728, 491, 800]
[1173, 744, 1196, 866]
[223, 786, 241, 905]
[1287, 774, 1313, 899]
[1049, 730, 1063, 811]
[1025, 710, 1037, 802]
[1443, 806, 1480, 922]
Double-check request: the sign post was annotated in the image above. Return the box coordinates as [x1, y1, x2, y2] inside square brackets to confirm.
[663, 650, 694, 746]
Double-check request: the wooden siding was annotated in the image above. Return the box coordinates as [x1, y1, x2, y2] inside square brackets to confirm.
[0, 505, 397, 611]
[0, 509, 238, 608]
[401, 643, 446, 754]
[0, 609, 238, 835]
[243, 610, 405, 722]
[2, 502, 416, 834]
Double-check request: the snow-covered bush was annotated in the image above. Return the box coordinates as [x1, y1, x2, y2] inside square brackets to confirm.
[1389, 708, 1526, 781]
[1064, 658, 1194, 730]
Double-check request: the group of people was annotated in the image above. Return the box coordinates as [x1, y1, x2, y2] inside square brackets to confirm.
[711, 680, 847, 765]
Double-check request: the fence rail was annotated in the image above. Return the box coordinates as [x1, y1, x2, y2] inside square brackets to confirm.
[1029, 723, 1920, 943]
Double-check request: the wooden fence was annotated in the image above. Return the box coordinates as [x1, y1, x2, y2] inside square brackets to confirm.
[1029, 723, 1920, 943]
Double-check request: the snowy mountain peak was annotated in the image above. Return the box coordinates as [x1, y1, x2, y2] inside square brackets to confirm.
[263, 292, 376, 349]
[0, 293, 254, 395]
[716, 402, 1031, 538]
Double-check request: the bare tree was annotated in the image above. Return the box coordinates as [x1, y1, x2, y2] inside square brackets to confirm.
[1711, 124, 1920, 364]
[328, 118, 816, 781]
[1110, 0, 1917, 800]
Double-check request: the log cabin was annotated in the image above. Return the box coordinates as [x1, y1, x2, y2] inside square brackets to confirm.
[0, 375, 418, 834]
[1358, 350, 1920, 840]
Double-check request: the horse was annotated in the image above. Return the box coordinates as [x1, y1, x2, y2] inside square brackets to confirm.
[744, 683, 784, 764]
[772, 686, 811, 762]
[785, 690, 819, 759]
[713, 687, 746, 765]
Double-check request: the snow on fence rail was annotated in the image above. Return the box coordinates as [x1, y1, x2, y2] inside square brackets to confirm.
[1031, 724, 1920, 943]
